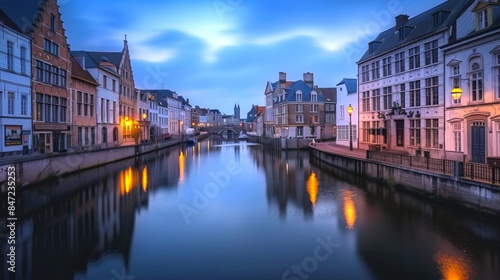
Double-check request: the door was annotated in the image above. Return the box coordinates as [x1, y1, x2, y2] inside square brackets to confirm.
[471, 121, 485, 163]
[396, 120, 404, 147]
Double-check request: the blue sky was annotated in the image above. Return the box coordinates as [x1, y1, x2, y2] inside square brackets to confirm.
[59, 0, 444, 116]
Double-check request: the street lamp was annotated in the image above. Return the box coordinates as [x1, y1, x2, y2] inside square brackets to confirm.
[451, 87, 462, 102]
[179, 121, 183, 142]
[347, 104, 353, 151]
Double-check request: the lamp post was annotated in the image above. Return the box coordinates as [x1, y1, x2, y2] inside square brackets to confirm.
[179, 121, 183, 142]
[142, 113, 147, 142]
[347, 104, 353, 151]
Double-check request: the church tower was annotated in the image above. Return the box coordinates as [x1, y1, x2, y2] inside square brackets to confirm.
[234, 103, 240, 120]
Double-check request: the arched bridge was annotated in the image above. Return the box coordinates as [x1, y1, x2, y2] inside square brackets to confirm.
[202, 125, 245, 136]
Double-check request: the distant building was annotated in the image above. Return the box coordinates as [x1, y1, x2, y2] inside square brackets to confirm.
[245, 105, 265, 133]
[317, 87, 338, 139]
[0, 10, 32, 156]
[335, 79, 358, 148]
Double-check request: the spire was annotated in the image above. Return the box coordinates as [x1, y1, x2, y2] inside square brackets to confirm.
[123, 34, 128, 50]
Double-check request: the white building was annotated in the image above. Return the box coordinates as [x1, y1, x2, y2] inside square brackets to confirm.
[148, 92, 159, 140]
[443, 0, 500, 163]
[357, 1, 470, 157]
[73, 51, 121, 147]
[0, 12, 32, 156]
[336, 79, 358, 149]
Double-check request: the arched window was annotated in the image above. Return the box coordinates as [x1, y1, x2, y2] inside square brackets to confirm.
[469, 56, 483, 102]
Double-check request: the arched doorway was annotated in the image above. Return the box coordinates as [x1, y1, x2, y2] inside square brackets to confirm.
[102, 127, 107, 143]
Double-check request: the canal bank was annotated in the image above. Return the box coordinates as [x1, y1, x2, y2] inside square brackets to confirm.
[310, 142, 500, 217]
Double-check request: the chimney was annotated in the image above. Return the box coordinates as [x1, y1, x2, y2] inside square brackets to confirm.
[303, 72, 314, 87]
[186, 98, 189, 104]
[395, 14, 409, 29]
[279, 72, 286, 87]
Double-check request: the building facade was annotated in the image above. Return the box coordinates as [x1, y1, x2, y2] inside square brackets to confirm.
[0, 10, 32, 156]
[273, 74, 324, 139]
[69, 55, 98, 148]
[1, 0, 73, 153]
[336, 79, 358, 148]
[357, 1, 470, 157]
[443, 0, 500, 163]
[318, 87, 338, 139]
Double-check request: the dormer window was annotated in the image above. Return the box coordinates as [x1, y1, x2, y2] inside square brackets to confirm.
[477, 9, 488, 30]
[398, 26, 415, 41]
[311, 91, 317, 102]
[296, 91, 302, 102]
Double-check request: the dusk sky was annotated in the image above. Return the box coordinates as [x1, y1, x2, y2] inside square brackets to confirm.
[59, 0, 445, 116]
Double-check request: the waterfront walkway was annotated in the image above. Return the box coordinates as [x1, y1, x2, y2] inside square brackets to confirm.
[311, 142, 367, 159]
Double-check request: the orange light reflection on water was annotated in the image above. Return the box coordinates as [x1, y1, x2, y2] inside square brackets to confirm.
[179, 151, 185, 183]
[142, 166, 148, 192]
[119, 167, 134, 195]
[306, 172, 318, 206]
[342, 190, 357, 230]
[435, 251, 471, 280]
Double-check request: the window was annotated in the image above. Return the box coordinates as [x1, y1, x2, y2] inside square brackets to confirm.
[7, 41, 14, 71]
[362, 121, 370, 142]
[453, 122, 461, 152]
[399, 83, 406, 108]
[297, 127, 303, 137]
[34, 60, 66, 86]
[36, 93, 43, 121]
[77, 91, 83, 115]
[371, 61, 380, 79]
[84, 93, 89, 116]
[361, 65, 370, 82]
[424, 40, 438, 65]
[425, 119, 439, 148]
[340, 105, 345, 119]
[497, 67, 500, 99]
[383, 86, 392, 110]
[409, 46, 420, 70]
[395, 51, 405, 73]
[60, 98, 67, 122]
[50, 13, 56, 31]
[410, 81, 421, 107]
[85, 127, 90, 145]
[296, 92, 302, 102]
[362, 91, 370, 112]
[311, 93, 317, 102]
[103, 75, 107, 88]
[337, 125, 349, 141]
[311, 104, 318, 112]
[20, 47, 27, 74]
[44, 39, 59, 56]
[471, 72, 483, 101]
[78, 127, 83, 146]
[8, 92, 14, 115]
[112, 80, 116, 92]
[296, 114, 304, 123]
[90, 95, 94, 117]
[21, 95, 27, 115]
[410, 119, 421, 146]
[477, 9, 488, 30]
[296, 104, 303, 113]
[372, 89, 381, 111]
[425, 77, 439, 105]
[383, 57, 392, 77]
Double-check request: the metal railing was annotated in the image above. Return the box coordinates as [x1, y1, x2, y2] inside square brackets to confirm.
[367, 151, 455, 175]
[463, 162, 500, 184]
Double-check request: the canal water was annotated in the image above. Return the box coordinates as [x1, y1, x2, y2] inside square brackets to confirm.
[2, 136, 500, 280]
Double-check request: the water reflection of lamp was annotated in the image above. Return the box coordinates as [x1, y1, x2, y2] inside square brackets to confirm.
[342, 190, 357, 229]
[142, 166, 148, 192]
[435, 251, 471, 280]
[306, 172, 318, 206]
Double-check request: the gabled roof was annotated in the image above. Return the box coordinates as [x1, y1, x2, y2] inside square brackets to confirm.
[317, 87, 337, 102]
[70, 54, 98, 86]
[71, 50, 120, 75]
[277, 80, 324, 103]
[0, 0, 45, 33]
[0, 9, 23, 33]
[358, 0, 471, 63]
[336, 78, 357, 94]
[71, 51, 122, 69]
